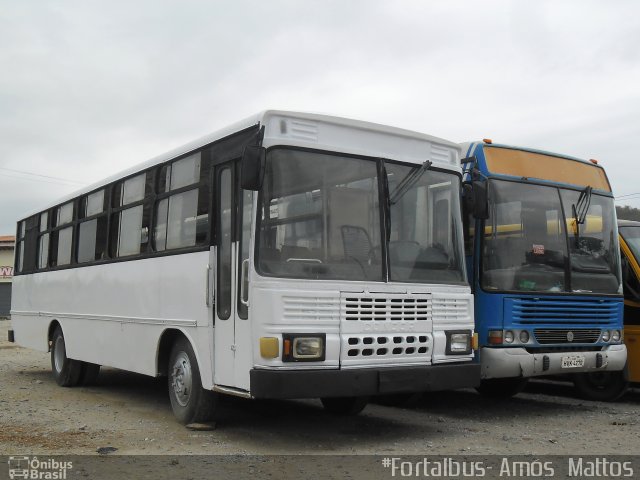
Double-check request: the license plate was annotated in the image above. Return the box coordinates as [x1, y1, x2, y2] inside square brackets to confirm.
[561, 355, 585, 368]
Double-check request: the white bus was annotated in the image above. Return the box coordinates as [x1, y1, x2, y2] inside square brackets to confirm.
[10, 111, 479, 423]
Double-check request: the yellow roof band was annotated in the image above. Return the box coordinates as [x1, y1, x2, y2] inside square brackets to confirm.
[484, 147, 611, 192]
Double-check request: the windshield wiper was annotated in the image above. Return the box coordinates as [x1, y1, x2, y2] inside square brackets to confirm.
[571, 185, 592, 245]
[389, 160, 432, 205]
[572, 185, 592, 226]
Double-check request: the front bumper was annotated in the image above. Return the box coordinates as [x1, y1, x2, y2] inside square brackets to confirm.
[480, 344, 627, 379]
[250, 362, 481, 399]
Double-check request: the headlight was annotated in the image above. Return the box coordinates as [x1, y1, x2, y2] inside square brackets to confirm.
[611, 330, 621, 342]
[282, 334, 326, 362]
[601, 330, 610, 342]
[519, 330, 530, 343]
[447, 331, 472, 355]
[293, 337, 323, 358]
[504, 330, 514, 344]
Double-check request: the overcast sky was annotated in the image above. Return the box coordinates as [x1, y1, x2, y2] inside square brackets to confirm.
[1, 0, 640, 234]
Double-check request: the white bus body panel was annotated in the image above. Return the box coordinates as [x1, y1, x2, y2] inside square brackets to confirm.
[11, 252, 215, 388]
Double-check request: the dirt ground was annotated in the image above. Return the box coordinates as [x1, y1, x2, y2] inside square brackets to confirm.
[1, 319, 639, 459]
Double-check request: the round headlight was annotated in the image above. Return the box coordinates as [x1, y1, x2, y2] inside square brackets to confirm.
[611, 330, 621, 342]
[504, 330, 514, 343]
[601, 330, 611, 342]
[519, 330, 530, 343]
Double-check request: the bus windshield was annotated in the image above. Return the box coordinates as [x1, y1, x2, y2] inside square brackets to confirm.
[256, 148, 465, 283]
[481, 179, 620, 294]
[620, 226, 640, 264]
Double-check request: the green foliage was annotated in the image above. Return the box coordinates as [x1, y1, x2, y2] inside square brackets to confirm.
[616, 205, 640, 221]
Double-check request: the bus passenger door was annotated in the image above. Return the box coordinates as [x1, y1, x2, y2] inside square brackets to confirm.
[213, 160, 253, 390]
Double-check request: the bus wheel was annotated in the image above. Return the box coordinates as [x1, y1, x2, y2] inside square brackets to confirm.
[321, 396, 368, 415]
[572, 372, 628, 402]
[79, 363, 101, 386]
[168, 337, 217, 424]
[50, 326, 83, 387]
[475, 378, 528, 398]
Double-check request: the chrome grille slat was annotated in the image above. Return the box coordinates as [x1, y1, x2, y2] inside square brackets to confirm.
[534, 328, 601, 344]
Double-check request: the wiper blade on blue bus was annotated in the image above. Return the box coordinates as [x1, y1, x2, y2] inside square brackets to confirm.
[571, 185, 592, 246]
[389, 160, 432, 205]
[572, 185, 593, 226]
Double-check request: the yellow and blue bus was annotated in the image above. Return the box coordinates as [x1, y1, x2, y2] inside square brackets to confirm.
[461, 140, 627, 399]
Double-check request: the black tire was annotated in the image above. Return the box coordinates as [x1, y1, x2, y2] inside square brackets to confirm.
[572, 371, 628, 402]
[50, 326, 83, 387]
[79, 363, 101, 386]
[168, 337, 217, 424]
[475, 378, 529, 398]
[321, 396, 368, 415]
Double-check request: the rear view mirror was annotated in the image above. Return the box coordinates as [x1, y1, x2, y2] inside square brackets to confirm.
[473, 181, 489, 219]
[462, 181, 488, 220]
[241, 145, 266, 191]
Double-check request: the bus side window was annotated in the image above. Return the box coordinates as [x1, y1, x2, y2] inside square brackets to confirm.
[15, 216, 39, 273]
[110, 173, 151, 258]
[153, 152, 209, 251]
[38, 211, 50, 269]
[77, 189, 108, 263]
[15, 220, 25, 273]
[50, 202, 74, 266]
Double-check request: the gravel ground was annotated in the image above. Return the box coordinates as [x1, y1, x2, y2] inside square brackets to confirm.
[1, 319, 639, 458]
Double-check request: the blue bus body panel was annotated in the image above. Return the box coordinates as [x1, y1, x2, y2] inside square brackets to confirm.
[476, 292, 623, 347]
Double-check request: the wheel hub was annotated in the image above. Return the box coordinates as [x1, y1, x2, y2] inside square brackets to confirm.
[54, 336, 65, 373]
[171, 352, 192, 407]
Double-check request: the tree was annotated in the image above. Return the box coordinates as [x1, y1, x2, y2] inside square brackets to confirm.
[616, 205, 640, 221]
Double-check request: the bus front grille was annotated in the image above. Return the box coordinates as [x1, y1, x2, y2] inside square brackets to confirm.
[343, 334, 430, 359]
[342, 294, 431, 322]
[339, 292, 433, 365]
[507, 297, 621, 325]
[533, 328, 602, 344]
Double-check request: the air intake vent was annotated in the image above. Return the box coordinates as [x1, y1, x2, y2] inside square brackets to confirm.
[289, 120, 318, 142]
[282, 296, 339, 322]
[430, 144, 454, 164]
[507, 297, 621, 325]
[345, 334, 430, 359]
[534, 328, 601, 345]
[342, 295, 430, 322]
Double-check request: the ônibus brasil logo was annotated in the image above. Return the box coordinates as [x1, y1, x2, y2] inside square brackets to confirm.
[8, 456, 72, 480]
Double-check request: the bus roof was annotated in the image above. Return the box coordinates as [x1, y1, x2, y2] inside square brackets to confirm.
[20, 110, 460, 219]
